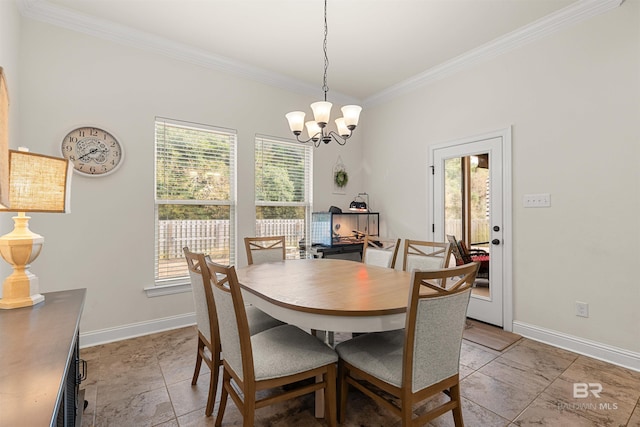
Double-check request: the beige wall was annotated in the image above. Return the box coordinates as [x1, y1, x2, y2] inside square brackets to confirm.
[0, 0, 21, 146]
[362, 1, 640, 352]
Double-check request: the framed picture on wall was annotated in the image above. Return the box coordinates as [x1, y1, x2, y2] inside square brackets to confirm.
[0, 67, 10, 208]
[333, 156, 348, 195]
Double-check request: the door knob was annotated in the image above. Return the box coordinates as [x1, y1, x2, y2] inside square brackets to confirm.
[491, 239, 501, 245]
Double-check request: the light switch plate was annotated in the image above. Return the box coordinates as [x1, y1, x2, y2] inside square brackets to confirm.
[523, 193, 551, 208]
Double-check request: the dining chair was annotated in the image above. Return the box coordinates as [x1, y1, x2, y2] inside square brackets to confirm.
[336, 262, 480, 426]
[244, 235, 286, 265]
[361, 235, 401, 269]
[206, 259, 339, 427]
[183, 247, 284, 417]
[402, 239, 452, 273]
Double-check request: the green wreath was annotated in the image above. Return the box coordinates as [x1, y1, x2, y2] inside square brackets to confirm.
[334, 169, 349, 188]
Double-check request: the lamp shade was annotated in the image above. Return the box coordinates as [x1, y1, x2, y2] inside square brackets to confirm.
[0, 150, 71, 213]
[285, 111, 306, 133]
[310, 101, 332, 125]
[341, 105, 362, 128]
[335, 118, 350, 137]
[305, 121, 322, 140]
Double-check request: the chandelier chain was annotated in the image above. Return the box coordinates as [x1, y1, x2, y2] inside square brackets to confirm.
[322, 0, 329, 101]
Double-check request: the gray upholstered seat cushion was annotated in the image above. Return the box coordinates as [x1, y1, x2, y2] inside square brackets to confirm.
[335, 329, 404, 387]
[251, 325, 338, 381]
[246, 306, 284, 335]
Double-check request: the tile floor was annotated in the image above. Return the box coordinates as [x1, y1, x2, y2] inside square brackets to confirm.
[79, 326, 640, 426]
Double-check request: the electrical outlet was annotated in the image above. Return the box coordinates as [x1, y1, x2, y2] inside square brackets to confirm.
[524, 193, 551, 208]
[575, 301, 589, 318]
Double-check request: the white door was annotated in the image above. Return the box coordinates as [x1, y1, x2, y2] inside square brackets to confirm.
[430, 128, 512, 329]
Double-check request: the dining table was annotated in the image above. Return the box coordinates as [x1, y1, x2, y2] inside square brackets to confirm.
[236, 257, 413, 334]
[235, 257, 413, 418]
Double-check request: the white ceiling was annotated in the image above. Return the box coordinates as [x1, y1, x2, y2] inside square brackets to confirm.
[20, 0, 606, 103]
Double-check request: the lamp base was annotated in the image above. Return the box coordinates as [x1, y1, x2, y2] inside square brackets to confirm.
[0, 293, 44, 309]
[0, 213, 45, 309]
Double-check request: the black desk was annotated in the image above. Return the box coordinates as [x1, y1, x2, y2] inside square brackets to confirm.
[311, 243, 363, 261]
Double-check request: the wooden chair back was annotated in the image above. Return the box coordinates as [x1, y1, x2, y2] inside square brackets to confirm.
[182, 247, 221, 416]
[206, 260, 252, 382]
[402, 239, 452, 272]
[361, 235, 400, 269]
[244, 235, 286, 265]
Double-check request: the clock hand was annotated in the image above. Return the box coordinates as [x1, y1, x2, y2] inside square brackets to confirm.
[79, 148, 98, 161]
[79, 147, 108, 162]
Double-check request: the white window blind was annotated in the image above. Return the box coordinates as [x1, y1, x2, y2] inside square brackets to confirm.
[155, 117, 236, 284]
[254, 135, 312, 259]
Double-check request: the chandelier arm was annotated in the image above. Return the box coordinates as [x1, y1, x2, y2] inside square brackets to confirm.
[327, 131, 349, 146]
[294, 133, 323, 148]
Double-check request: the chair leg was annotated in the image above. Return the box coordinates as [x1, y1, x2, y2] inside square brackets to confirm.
[205, 352, 221, 417]
[338, 361, 349, 424]
[192, 336, 204, 385]
[243, 395, 255, 427]
[214, 370, 230, 427]
[450, 383, 464, 427]
[400, 398, 413, 426]
[324, 364, 337, 427]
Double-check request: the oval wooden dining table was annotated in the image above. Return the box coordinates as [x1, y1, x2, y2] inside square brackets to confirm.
[235, 258, 413, 334]
[236, 258, 413, 418]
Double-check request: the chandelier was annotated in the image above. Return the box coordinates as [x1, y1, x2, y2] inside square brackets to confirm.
[285, 0, 362, 147]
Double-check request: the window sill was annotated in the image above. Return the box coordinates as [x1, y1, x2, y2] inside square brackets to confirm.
[144, 280, 191, 297]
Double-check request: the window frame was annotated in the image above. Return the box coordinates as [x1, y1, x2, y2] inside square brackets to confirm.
[254, 134, 313, 259]
[153, 117, 237, 288]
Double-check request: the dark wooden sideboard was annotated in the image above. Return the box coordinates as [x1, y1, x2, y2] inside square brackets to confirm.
[0, 288, 86, 427]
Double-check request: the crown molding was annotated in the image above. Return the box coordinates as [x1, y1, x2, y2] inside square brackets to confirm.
[17, 0, 623, 107]
[16, 0, 359, 105]
[363, 0, 625, 107]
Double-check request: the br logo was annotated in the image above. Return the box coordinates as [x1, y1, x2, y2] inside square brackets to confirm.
[573, 383, 603, 398]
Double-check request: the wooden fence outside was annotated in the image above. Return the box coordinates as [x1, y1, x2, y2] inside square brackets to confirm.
[158, 219, 306, 260]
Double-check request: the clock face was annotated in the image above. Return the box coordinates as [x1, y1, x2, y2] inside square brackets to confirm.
[61, 126, 124, 177]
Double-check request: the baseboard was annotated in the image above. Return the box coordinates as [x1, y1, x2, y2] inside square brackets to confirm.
[512, 321, 640, 372]
[79, 312, 196, 348]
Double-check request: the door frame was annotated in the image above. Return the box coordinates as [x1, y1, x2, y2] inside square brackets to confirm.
[428, 126, 513, 332]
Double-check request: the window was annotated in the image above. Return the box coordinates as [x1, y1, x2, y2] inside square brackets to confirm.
[155, 117, 236, 284]
[254, 135, 312, 259]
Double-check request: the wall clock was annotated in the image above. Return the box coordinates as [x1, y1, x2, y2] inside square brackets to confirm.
[61, 126, 124, 177]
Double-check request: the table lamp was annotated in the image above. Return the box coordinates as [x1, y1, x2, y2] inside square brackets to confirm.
[0, 148, 71, 309]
